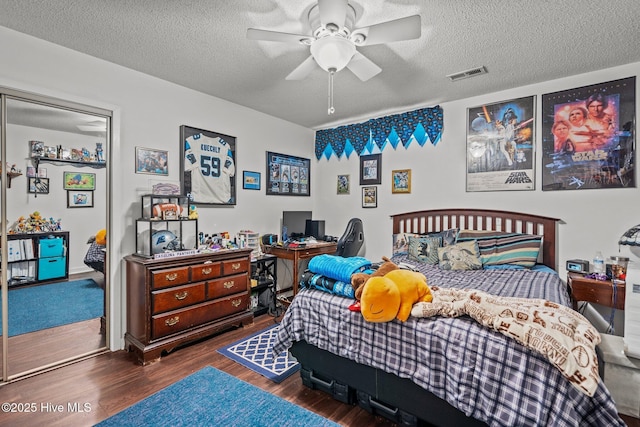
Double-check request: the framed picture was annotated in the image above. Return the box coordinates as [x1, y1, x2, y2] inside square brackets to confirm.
[360, 154, 382, 185]
[337, 174, 350, 194]
[67, 190, 94, 208]
[28, 177, 49, 194]
[541, 76, 635, 191]
[392, 169, 412, 193]
[26, 166, 47, 178]
[135, 147, 168, 175]
[362, 186, 377, 208]
[63, 171, 96, 190]
[180, 125, 236, 205]
[466, 96, 536, 192]
[265, 151, 310, 196]
[242, 171, 261, 190]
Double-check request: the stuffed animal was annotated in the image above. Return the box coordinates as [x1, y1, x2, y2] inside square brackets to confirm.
[360, 269, 433, 323]
[95, 229, 107, 246]
[351, 256, 399, 300]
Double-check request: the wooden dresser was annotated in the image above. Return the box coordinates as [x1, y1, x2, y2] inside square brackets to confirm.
[124, 249, 254, 364]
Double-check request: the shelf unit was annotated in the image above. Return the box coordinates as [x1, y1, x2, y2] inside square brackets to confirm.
[31, 156, 106, 171]
[4, 231, 69, 287]
[250, 254, 277, 316]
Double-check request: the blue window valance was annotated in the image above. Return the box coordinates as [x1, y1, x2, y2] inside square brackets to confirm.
[315, 106, 443, 160]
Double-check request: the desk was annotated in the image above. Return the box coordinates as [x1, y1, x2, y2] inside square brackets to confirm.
[567, 272, 625, 311]
[265, 241, 337, 295]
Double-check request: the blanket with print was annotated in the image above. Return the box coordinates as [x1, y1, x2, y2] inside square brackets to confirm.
[411, 286, 601, 396]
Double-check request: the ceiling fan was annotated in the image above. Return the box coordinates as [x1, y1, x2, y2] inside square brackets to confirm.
[247, 0, 421, 114]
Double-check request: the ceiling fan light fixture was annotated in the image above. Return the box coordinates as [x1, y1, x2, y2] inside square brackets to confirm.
[310, 36, 356, 72]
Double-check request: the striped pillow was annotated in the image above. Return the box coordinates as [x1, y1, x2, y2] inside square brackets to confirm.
[457, 231, 542, 268]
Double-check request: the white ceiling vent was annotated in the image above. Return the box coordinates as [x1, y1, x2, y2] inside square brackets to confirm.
[446, 66, 487, 82]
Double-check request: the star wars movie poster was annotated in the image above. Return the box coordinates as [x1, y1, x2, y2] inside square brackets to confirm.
[541, 77, 635, 191]
[466, 96, 536, 192]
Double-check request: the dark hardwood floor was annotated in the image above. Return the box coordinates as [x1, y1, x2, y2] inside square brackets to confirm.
[0, 311, 638, 427]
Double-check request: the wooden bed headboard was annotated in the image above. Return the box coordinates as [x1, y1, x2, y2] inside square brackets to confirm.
[391, 209, 560, 270]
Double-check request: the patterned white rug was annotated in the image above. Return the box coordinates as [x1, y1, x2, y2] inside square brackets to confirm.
[217, 324, 299, 383]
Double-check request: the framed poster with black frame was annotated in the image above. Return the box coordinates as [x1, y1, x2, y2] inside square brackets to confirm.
[359, 154, 382, 185]
[265, 151, 310, 196]
[541, 76, 635, 191]
[362, 186, 377, 208]
[179, 125, 236, 205]
[67, 190, 94, 208]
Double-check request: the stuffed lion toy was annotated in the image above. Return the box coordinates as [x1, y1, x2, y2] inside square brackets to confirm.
[360, 269, 433, 322]
[351, 256, 399, 300]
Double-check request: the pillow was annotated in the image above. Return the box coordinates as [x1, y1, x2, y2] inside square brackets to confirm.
[408, 235, 441, 264]
[392, 233, 416, 255]
[437, 240, 482, 270]
[458, 232, 542, 268]
[423, 228, 458, 247]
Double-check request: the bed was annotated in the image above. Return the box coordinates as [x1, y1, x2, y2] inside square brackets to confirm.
[272, 209, 624, 426]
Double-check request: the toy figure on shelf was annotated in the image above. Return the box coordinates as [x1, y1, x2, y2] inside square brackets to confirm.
[188, 204, 198, 219]
[8, 211, 62, 234]
[96, 142, 105, 162]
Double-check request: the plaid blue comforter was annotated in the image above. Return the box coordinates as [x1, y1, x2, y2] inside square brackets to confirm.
[273, 259, 624, 426]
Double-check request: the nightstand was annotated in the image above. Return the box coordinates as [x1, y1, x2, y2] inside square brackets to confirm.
[567, 272, 626, 310]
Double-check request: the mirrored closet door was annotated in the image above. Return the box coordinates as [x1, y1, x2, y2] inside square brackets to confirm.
[1, 90, 111, 381]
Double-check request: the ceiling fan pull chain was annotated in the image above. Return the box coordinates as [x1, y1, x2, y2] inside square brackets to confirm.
[328, 69, 335, 115]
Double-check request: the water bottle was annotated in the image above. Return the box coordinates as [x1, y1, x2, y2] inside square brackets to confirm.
[593, 251, 604, 274]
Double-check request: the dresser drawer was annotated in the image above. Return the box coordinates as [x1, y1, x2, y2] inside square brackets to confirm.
[191, 261, 221, 282]
[152, 283, 206, 314]
[222, 258, 249, 275]
[207, 273, 248, 299]
[151, 267, 189, 289]
[151, 294, 249, 339]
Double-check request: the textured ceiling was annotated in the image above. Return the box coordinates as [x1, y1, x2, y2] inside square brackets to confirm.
[1, 0, 639, 130]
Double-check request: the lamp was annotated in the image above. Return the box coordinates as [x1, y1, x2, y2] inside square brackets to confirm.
[310, 36, 356, 115]
[619, 224, 640, 258]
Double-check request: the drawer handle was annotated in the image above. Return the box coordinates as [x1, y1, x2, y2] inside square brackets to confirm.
[231, 262, 241, 271]
[165, 273, 178, 281]
[202, 267, 213, 275]
[231, 299, 242, 307]
[165, 316, 180, 326]
[223, 281, 235, 289]
[174, 291, 188, 300]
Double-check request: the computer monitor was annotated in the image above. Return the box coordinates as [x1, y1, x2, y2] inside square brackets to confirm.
[282, 211, 312, 240]
[305, 219, 325, 240]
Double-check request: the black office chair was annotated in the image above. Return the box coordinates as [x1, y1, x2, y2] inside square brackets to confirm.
[335, 218, 365, 257]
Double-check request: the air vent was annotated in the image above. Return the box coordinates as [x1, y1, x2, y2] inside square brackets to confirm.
[446, 66, 487, 82]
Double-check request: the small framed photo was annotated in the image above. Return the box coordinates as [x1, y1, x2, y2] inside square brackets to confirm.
[136, 147, 168, 175]
[242, 171, 261, 190]
[28, 177, 49, 194]
[360, 154, 382, 185]
[362, 186, 377, 208]
[392, 169, 411, 193]
[63, 171, 96, 190]
[67, 190, 94, 208]
[337, 174, 350, 194]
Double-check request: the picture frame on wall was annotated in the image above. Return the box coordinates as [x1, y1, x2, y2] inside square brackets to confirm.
[466, 95, 536, 192]
[391, 169, 411, 193]
[27, 177, 49, 194]
[242, 171, 261, 190]
[541, 76, 635, 191]
[63, 171, 96, 190]
[337, 174, 350, 194]
[135, 147, 168, 175]
[265, 151, 310, 196]
[67, 190, 94, 208]
[362, 186, 377, 208]
[180, 125, 237, 205]
[359, 154, 382, 185]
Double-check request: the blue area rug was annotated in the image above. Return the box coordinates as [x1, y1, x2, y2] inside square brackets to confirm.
[95, 366, 339, 427]
[217, 324, 299, 383]
[0, 279, 103, 336]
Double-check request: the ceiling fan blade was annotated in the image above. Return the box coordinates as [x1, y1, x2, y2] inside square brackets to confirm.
[346, 51, 382, 81]
[351, 15, 421, 46]
[318, 0, 348, 29]
[286, 56, 318, 80]
[247, 28, 310, 44]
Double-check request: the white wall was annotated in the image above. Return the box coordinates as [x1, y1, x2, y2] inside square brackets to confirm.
[313, 62, 640, 277]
